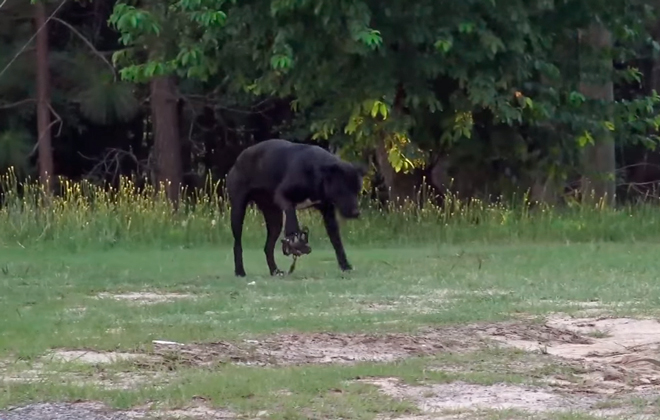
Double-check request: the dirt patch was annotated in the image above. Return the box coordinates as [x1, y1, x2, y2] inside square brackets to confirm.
[4, 350, 168, 390]
[352, 289, 513, 315]
[7, 316, 660, 419]
[482, 316, 660, 393]
[537, 299, 642, 317]
[376, 416, 474, 420]
[376, 417, 468, 420]
[0, 401, 247, 420]
[64, 306, 88, 315]
[45, 349, 160, 365]
[39, 316, 660, 386]
[2, 360, 169, 390]
[547, 316, 660, 357]
[126, 400, 241, 419]
[344, 290, 453, 315]
[0, 402, 129, 420]
[2, 371, 39, 383]
[3, 371, 166, 390]
[481, 320, 594, 350]
[95, 292, 197, 305]
[358, 302, 402, 312]
[360, 377, 615, 416]
[150, 317, 658, 368]
[152, 327, 481, 367]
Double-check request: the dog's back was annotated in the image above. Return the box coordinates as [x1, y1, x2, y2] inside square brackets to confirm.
[229, 139, 336, 191]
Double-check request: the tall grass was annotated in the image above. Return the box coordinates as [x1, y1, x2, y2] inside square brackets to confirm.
[0, 169, 658, 251]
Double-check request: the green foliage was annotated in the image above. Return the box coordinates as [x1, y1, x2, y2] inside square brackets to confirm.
[610, 90, 660, 149]
[0, 0, 142, 174]
[0, 129, 32, 175]
[108, 0, 660, 183]
[109, 0, 232, 82]
[75, 78, 140, 125]
[0, 0, 658, 203]
[48, 51, 142, 125]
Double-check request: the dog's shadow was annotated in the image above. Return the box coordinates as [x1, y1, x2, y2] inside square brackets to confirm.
[283, 255, 354, 280]
[254, 259, 354, 282]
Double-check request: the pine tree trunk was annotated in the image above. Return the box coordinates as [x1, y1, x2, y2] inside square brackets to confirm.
[150, 75, 183, 204]
[34, 0, 54, 191]
[579, 23, 616, 206]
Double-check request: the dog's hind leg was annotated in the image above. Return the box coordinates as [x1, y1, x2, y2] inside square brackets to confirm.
[230, 198, 248, 277]
[256, 198, 284, 276]
[227, 171, 249, 277]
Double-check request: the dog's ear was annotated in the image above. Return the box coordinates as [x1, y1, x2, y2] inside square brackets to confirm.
[353, 162, 368, 177]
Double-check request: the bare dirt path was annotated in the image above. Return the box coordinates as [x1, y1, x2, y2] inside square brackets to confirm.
[5, 315, 660, 419]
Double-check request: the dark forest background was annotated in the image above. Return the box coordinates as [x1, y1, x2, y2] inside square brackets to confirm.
[2, 0, 660, 207]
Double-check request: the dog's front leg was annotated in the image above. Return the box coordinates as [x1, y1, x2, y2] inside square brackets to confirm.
[320, 205, 352, 271]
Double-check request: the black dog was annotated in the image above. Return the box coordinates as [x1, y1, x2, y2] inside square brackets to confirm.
[226, 139, 366, 277]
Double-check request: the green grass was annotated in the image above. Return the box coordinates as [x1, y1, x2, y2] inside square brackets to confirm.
[3, 171, 660, 251]
[2, 242, 660, 358]
[2, 242, 660, 418]
[2, 173, 660, 419]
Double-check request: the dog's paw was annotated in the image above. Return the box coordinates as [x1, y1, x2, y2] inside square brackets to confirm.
[271, 268, 286, 277]
[340, 263, 353, 272]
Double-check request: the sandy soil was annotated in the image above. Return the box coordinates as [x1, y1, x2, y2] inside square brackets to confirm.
[6, 314, 660, 419]
[95, 292, 197, 305]
[0, 401, 245, 420]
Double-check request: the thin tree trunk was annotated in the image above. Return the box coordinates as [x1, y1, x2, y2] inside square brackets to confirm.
[150, 75, 183, 204]
[34, 0, 54, 191]
[374, 83, 424, 207]
[579, 23, 616, 206]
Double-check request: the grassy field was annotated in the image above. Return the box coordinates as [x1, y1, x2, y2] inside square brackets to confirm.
[2, 176, 660, 419]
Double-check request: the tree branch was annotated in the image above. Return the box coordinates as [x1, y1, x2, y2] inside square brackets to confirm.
[0, 98, 35, 109]
[29, 102, 63, 157]
[49, 16, 117, 81]
[0, 0, 68, 80]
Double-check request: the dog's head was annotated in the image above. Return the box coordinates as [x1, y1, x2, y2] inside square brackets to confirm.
[320, 161, 367, 219]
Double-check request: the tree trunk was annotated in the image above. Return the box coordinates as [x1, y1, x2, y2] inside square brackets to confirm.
[150, 75, 183, 204]
[374, 136, 421, 206]
[649, 15, 660, 94]
[530, 175, 559, 205]
[579, 23, 616, 206]
[34, 0, 54, 191]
